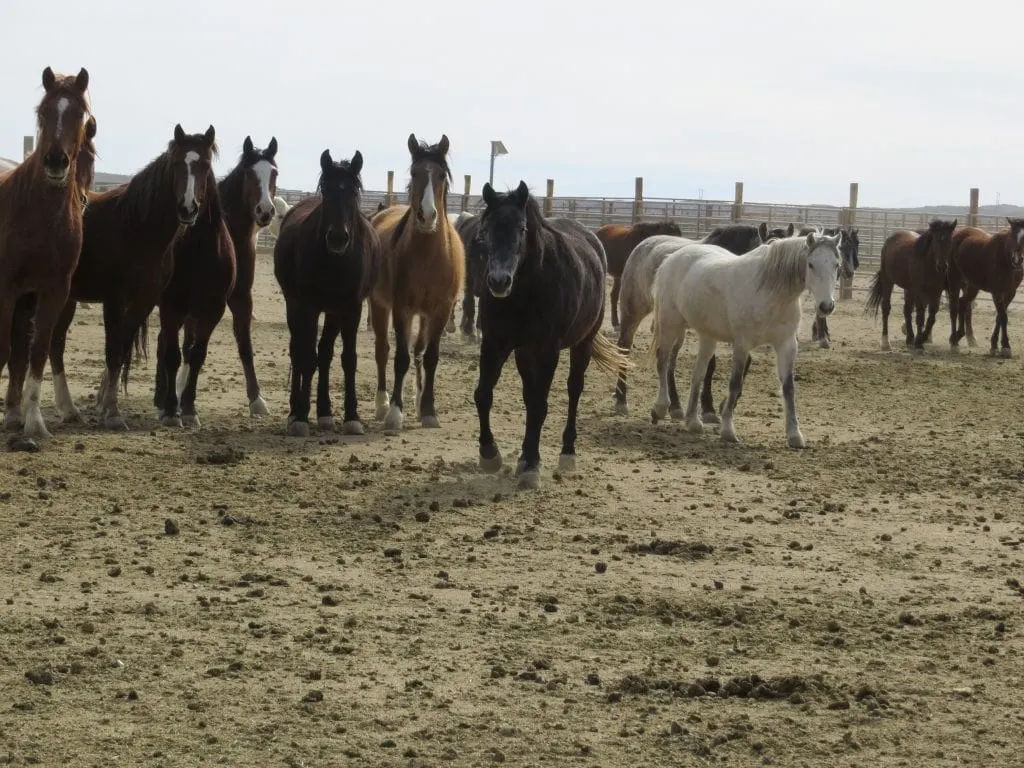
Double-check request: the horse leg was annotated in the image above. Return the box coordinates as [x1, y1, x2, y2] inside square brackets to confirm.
[901, 292, 915, 348]
[412, 320, 426, 418]
[155, 305, 184, 427]
[369, 297, 391, 420]
[700, 354, 718, 424]
[667, 340, 685, 421]
[947, 278, 962, 348]
[612, 311, 639, 416]
[176, 320, 196, 402]
[992, 295, 1012, 358]
[610, 275, 621, 329]
[417, 310, 448, 429]
[22, 287, 74, 439]
[964, 288, 978, 347]
[446, 305, 456, 334]
[557, 338, 593, 476]
[338, 302, 365, 435]
[178, 310, 224, 428]
[913, 300, 928, 350]
[460, 283, 476, 339]
[315, 312, 342, 430]
[817, 314, 831, 349]
[475, 338, 511, 473]
[650, 302, 684, 424]
[48, 299, 80, 424]
[879, 281, 893, 351]
[285, 302, 317, 437]
[0, 294, 19, 429]
[515, 345, 558, 490]
[775, 335, 805, 448]
[3, 296, 33, 430]
[719, 341, 751, 444]
[681, 334, 716, 435]
[383, 308, 413, 431]
[227, 292, 268, 416]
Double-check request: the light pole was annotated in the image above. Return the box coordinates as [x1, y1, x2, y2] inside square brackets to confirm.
[489, 140, 508, 187]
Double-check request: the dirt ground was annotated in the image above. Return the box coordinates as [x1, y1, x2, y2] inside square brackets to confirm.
[2, 252, 1023, 768]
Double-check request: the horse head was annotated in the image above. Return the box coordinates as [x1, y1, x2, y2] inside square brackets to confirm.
[317, 148, 364, 255]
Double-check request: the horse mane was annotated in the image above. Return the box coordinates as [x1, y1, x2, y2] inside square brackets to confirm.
[217, 151, 257, 203]
[914, 219, 947, 258]
[409, 138, 453, 184]
[756, 236, 811, 293]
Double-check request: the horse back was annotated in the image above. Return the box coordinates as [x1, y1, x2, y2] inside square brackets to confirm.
[953, 226, 1021, 293]
[595, 223, 635, 277]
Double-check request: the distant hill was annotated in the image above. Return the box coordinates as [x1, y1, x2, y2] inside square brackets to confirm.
[901, 203, 1024, 217]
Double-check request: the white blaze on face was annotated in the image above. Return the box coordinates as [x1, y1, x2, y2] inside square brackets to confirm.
[55, 97, 70, 136]
[182, 150, 200, 210]
[419, 168, 437, 226]
[252, 159, 276, 219]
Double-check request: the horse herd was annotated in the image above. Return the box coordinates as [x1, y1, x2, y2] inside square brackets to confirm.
[1, 67, 1022, 490]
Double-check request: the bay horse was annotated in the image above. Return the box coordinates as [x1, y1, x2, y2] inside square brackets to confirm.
[798, 226, 860, 348]
[0, 66, 93, 439]
[865, 219, 957, 352]
[454, 211, 486, 339]
[42, 124, 219, 430]
[153, 137, 275, 426]
[595, 220, 682, 328]
[274, 149, 381, 436]
[946, 219, 1024, 357]
[369, 133, 464, 431]
[649, 232, 841, 448]
[612, 225, 763, 422]
[474, 181, 630, 490]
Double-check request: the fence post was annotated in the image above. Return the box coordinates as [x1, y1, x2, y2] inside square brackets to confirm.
[22, 136, 33, 160]
[968, 187, 979, 228]
[840, 182, 858, 300]
[386, 171, 395, 207]
[462, 174, 471, 212]
[732, 181, 744, 222]
[545, 179, 554, 217]
[632, 177, 643, 223]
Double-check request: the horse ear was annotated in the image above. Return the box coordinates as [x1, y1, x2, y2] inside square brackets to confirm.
[805, 232, 817, 248]
[514, 181, 529, 207]
[203, 125, 216, 146]
[350, 150, 363, 176]
[243, 136, 254, 155]
[267, 137, 278, 158]
[438, 134, 450, 155]
[950, 219, 958, 230]
[482, 182, 497, 207]
[407, 133, 420, 156]
[42, 67, 56, 92]
[85, 116, 97, 139]
[758, 222, 768, 241]
[320, 149, 333, 172]
[74, 68, 89, 93]
[786, 222, 795, 237]
[174, 124, 185, 144]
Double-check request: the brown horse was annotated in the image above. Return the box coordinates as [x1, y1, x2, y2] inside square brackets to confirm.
[0, 66, 93, 439]
[946, 219, 1024, 357]
[369, 133, 465, 431]
[595, 220, 682, 328]
[865, 219, 957, 351]
[41, 125, 218, 431]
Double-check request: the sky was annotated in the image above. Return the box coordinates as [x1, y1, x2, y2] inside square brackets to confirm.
[1, 0, 1021, 209]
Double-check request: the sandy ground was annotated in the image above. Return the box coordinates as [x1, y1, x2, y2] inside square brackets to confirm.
[2, 251, 1023, 768]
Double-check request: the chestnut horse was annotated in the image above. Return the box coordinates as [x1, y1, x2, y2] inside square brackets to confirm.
[946, 219, 1024, 357]
[275, 149, 380, 436]
[41, 125, 218, 430]
[865, 219, 957, 351]
[0, 66, 93, 439]
[595, 220, 682, 328]
[369, 134, 464, 431]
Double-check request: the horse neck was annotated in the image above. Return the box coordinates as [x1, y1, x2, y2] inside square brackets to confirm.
[118, 156, 187, 247]
[0, 151, 83, 218]
[218, 172, 257, 242]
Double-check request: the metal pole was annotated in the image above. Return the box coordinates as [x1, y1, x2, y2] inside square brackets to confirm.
[489, 147, 496, 186]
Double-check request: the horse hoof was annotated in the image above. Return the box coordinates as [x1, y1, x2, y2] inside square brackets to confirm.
[685, 418, 705, 435]
[103, 416, 128, 432]
[182, 414, 201, 428]
[517, 470, 541, 491]
[160, 414, 182, 428]
[383, 406, 404, 432]
[3, 412, 24, 431]
[669, 407, 685, 421]
[788, 432, 807, 449]
[650, 404, 668, 424]
[720, 429, 740, 444]
[613, 400, 629, 416]
[480, 450, 502, 473]
[557, 454, 577, 474]
[420, 415, 440, 428]
[374, 392, 389, 421]
[967, 337, 978, 348]
[701, 410, 721, 425]
[60, 407, 83, 424]
[286, 420, 310, 437]
[342, 420, 365, 436]
[317, 416, 335, 431]
[249, 396, 269, 417]
[880, 339, 891, 351]
[1001, 348, 1013, 359]
[23, 417, 53, 441]
[819, 339, 830, 349]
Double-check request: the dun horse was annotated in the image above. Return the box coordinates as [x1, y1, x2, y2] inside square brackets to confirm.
[274, 149, 381, 436]
[41, 125, 218, 430]
[865, 219, 957, 352]
[596, 220, 682, 328]
[0, 66, 93, 439]
[369, 134, 464, 431]
[649, 232, 841, 448]
[474, 181, 629, 490]
[946, 218, 1024, 357]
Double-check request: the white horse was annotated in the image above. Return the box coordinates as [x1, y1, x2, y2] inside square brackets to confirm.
[649, 232, 841, 448]
[267, 195, 290, 238]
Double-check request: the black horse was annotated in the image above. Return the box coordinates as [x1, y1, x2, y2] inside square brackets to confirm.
[474, 181, 628, 491]
[273, 149, 381, 437]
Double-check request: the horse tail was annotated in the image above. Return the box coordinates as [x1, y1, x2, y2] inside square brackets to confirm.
[120, 314, 150, 394]
[864, 269, 886, 318]
[590, 330, 633, 376]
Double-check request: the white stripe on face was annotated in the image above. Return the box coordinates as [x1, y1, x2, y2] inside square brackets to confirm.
[252, 159, 276, 218]
[55, 97, 70, 135]
[419, 169, 437, 227]
[182, 150, 200, 208]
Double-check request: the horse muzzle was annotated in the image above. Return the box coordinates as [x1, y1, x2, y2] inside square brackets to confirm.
[818, 299, 836, 316]
[325, 229, 350, 255]
[486, 271, 514, 298]
[42, 151, 71, 185]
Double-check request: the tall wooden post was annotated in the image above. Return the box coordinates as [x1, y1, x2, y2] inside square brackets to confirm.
[840, 182, 859, 300]
[968, 187, 979, 227]
[732, 181, 744, 222]
[462, 174, 471, 212]
[632, 177, 644, 223]
[386, 170, 395, 207]
[545, 179, 554, 217]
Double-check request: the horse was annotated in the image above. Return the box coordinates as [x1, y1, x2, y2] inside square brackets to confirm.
[798, 225, 860, 348]
[40, 124, 219, 431]
[153, 136, 277, 427]
[865, 219, 957, 352]
[268, 195, 290, 238]
[454, 211, 486, 339]
[595, 220, 683, 328]
[368, 133, 464, 431]
[648, 232, 842, 448]
[946, 218, 1024, 357]
[0, 66, 93, 440]
[473, 181, 630, 490]
[612, 225, 764, 421]
[274, 149, 381, 436]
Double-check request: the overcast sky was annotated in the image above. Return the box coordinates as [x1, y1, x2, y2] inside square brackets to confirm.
[1, 0, 1019, 209]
